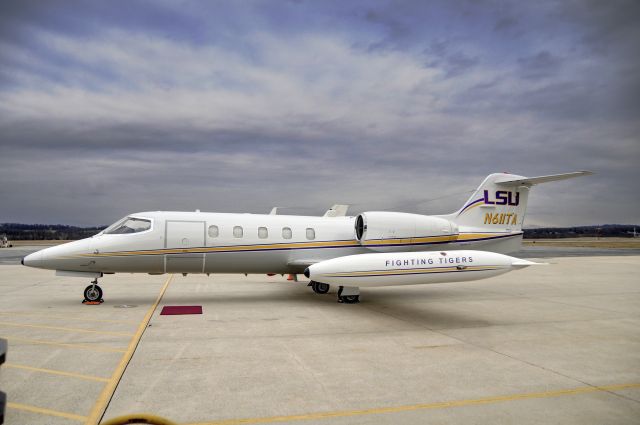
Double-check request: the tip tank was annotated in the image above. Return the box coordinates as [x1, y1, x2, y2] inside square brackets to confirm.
[307, 250, 540, 288]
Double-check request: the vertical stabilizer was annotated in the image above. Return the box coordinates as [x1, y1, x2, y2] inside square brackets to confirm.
[447, 171, 592, 232]
[452, 173, 529, 232]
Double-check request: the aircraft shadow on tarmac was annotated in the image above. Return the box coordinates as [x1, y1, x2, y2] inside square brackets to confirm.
[39, 283, 494, 330]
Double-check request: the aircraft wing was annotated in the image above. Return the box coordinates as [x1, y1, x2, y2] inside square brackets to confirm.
[323, 204, 349, 217]
[287, 259, 322, 269]
[495, 171, 593, 187]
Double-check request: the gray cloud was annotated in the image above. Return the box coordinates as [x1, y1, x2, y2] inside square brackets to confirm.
[0, 0, 638, 227]
[493, 16, 518, 33]
[517, 51, 562, 79]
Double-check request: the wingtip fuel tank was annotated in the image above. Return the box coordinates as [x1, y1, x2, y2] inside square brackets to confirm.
[305, 250, 541, 288]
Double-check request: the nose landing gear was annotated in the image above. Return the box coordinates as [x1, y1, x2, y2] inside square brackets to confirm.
[83, 279, 104, 304]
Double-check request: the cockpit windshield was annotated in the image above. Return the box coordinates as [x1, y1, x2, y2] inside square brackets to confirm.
[103, 217, 152, 235]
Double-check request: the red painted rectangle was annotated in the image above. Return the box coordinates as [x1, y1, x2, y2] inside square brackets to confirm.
[160, 306, 203, 315]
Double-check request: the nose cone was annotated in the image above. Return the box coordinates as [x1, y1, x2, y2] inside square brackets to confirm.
[22, 251, 43, 268]
[22, 239, 95, 271]
[303, 268, 310, 278]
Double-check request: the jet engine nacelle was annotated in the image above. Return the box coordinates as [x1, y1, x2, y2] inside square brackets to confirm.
[354, 212, 459, 252]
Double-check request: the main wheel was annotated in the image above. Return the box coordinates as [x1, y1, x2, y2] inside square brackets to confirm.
[84, 285, 103, 302]
[339, 295, 359, 304]
[311, 281, 330, 294]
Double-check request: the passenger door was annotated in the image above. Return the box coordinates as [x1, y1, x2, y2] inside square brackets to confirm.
[165, 220, 206, 273]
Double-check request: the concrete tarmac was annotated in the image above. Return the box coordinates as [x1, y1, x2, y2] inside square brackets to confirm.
[0, 254, 638, 424]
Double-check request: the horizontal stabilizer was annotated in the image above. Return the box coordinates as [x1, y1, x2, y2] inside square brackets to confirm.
[495, 171, 593, 187]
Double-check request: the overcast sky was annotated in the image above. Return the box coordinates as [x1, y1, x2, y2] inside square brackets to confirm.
[0, 0, 638, 227]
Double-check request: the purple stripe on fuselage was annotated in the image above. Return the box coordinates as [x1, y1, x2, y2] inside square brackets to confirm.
[335, 267, 500, 278]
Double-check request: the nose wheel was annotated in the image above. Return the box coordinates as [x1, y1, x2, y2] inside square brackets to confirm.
[83, 279, 103, 304]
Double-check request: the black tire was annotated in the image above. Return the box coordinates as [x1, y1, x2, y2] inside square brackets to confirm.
[311, 281, 330, 294]
[339, 295, 359, 304]
[84, 285, 103, 302]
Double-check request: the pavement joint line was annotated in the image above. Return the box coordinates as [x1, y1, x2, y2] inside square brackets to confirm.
[525, 294, 640, 316]
[86, 274, 175, 425]
[4, 336, 127, 353]
[364, 292, 628, 408]
[185, 382, 640, 425]
[4, 362, 110, 382]
[0, 311, 141, 325]
[0, 320, 136, 337]
[7, 401, 87, 422]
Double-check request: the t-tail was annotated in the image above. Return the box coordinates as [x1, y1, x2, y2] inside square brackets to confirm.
[440, 171, 593, 251]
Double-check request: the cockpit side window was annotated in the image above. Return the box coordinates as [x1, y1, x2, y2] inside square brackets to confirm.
[104, 217, 152, 234]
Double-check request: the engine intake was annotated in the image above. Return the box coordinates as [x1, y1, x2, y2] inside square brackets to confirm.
[355, 212, 458, 252]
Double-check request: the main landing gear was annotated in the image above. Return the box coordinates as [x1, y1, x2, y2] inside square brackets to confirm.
[310, 281, 330, 294]
[337, 286, 360, 304]
[309, 281, 360, 303]
[83, 279, 104, 304]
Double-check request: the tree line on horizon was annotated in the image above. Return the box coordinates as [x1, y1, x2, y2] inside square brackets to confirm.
[0, 223, 107, 240]
[1, 223, 638, 241]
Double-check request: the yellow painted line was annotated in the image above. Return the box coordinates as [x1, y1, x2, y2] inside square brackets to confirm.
[7, 401, 87, 422]
[4, 362, 109, 382]
[4, 336, 127, 353]
[0, 311, 140, 325]
[85, 274, 175, 425]
[0, 320, 135, 337]
[186, 382, 640, 425]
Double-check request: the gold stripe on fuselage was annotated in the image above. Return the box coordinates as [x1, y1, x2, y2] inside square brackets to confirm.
[362, 234, 459, 245]
[71, 232, 521, 259]
[78, 239, 359, 258]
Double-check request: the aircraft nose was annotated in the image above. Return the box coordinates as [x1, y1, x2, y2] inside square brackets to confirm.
[21, 257, 24, 265]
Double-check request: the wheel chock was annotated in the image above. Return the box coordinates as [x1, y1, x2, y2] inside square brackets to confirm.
[82, 299, 104, 305]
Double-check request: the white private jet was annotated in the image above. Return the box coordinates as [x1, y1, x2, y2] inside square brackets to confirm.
[22, 171, 591, 303]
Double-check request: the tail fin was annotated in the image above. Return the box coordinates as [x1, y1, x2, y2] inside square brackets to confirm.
[448, 171, 592, 232]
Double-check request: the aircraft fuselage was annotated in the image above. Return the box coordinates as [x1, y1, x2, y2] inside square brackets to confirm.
[22, 211, 522, 275]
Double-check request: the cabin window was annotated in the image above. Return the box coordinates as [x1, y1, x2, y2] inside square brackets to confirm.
[208, 225, 219, 238]
[233, 226, 243, 238]
[104, 217, 151, 234]
[282, 227, 292, 239]
[258, 227, 268, 239]
[306, 228, 316, 240]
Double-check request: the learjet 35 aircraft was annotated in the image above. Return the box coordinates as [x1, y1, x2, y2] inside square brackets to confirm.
[22, 171, 591, 303]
